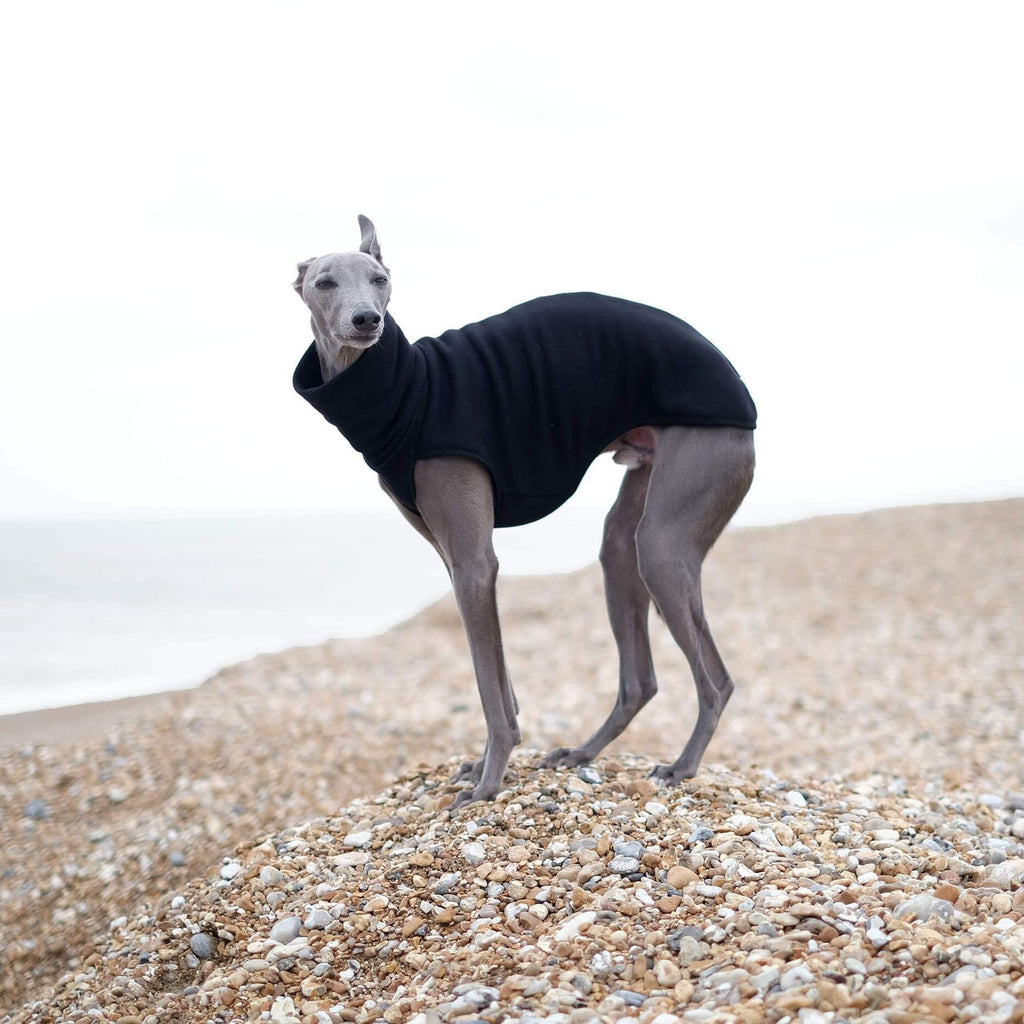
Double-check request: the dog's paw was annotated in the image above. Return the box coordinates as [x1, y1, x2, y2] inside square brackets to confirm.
[648, 762, 695, 784]
[450, 788, 479, 810]
[451, 758, 483, 784]
[451, 780, 502, 809]
[540, 746, 592, 769]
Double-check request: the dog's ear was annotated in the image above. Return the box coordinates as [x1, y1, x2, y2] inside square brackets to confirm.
[357, 214, 384, 265]
[292, 259, 314, 296]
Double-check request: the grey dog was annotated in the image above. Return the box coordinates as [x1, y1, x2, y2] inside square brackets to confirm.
[293, 216, 756, 807]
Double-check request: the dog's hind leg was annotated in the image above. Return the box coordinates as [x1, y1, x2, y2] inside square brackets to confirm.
[412, 456, 520, 806]
[542, 462, 656, 768]
[634, 426, 755, 783]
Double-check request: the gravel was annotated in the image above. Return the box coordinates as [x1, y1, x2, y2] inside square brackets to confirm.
[1, 498, 1022, 1021]
[14, 754, 1024, 1022]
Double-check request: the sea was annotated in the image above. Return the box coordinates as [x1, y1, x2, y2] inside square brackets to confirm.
[0, 507, 612, 716]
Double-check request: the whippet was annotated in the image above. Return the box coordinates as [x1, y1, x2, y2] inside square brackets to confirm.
[293, 216, 756, 806]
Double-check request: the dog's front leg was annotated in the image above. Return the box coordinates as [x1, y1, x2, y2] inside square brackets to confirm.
[413, 457, 520, 807]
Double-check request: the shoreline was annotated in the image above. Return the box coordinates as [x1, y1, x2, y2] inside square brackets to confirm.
[3, 496, 1020, 754]
[0, 689, 185, 753]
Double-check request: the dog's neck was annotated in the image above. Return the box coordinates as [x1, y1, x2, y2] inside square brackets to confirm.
[312, 332, 366, 381]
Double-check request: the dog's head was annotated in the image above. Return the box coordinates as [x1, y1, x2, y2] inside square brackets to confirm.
[293, 215, 392, 352]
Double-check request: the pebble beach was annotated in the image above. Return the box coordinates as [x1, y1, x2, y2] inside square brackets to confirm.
[2, 498, 1023, 1023]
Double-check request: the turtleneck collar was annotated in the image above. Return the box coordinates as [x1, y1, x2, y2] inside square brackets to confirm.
[292, 313, 427, 478]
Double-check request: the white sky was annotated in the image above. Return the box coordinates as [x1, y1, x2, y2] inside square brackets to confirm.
[2, 1, 1022, 525]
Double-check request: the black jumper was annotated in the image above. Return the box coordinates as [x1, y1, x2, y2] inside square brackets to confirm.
[293, 292, 757, 529]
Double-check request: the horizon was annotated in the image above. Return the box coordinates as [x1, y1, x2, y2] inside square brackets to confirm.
[0, 490, 1020, 528]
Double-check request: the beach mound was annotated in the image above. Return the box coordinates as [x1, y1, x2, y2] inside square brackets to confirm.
[13, 757, 1024, 1024]
[2, 498, 1022, 1020]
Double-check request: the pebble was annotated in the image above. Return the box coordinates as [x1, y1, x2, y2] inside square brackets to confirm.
[675, 935, 705, 966]
[571, 973, 593, 995]
[260, 866, 283, 886]
[269, 996, 299, 1022]
[798, 1013, 831, 1024]
[555, 911, 596, 941]
[576, 766, 602, 785]
[895, 893, 956, 922]
[985, 858, 1024, 889]
[23, 797, 53, 821]
[613, 839, 645, 859]
[462, 842, 486, 865]
[958, 947, 993, 967]
[342, 830, 372, 848]
[435, 872, 460, 894]
[188, 933, 215, 960]
[219, 860, 242, 880]
[709, 967, 748, 991]
[331, 850, 370, 868]
[750, 966, 780, 992]
[871, 828, 901, 842]
[608, 855, 641, 874]
[667, 865, 698, 888]
[612, 989, 646, 1007]
[655, 959, 683, 987]
[303, 908, 332, 930]
[269, 916, 303, 944]
[780, 964, 814, 990]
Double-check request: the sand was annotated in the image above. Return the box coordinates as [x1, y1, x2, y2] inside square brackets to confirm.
[1, 498, 1022, 1019]
[0, 693, 179, 754]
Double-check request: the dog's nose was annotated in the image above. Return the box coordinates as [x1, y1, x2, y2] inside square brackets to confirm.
[351, 308, 381, 332]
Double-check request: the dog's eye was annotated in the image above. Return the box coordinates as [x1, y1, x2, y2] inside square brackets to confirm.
[314, 278, 337, 290]
[372, 276, 388, 286]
